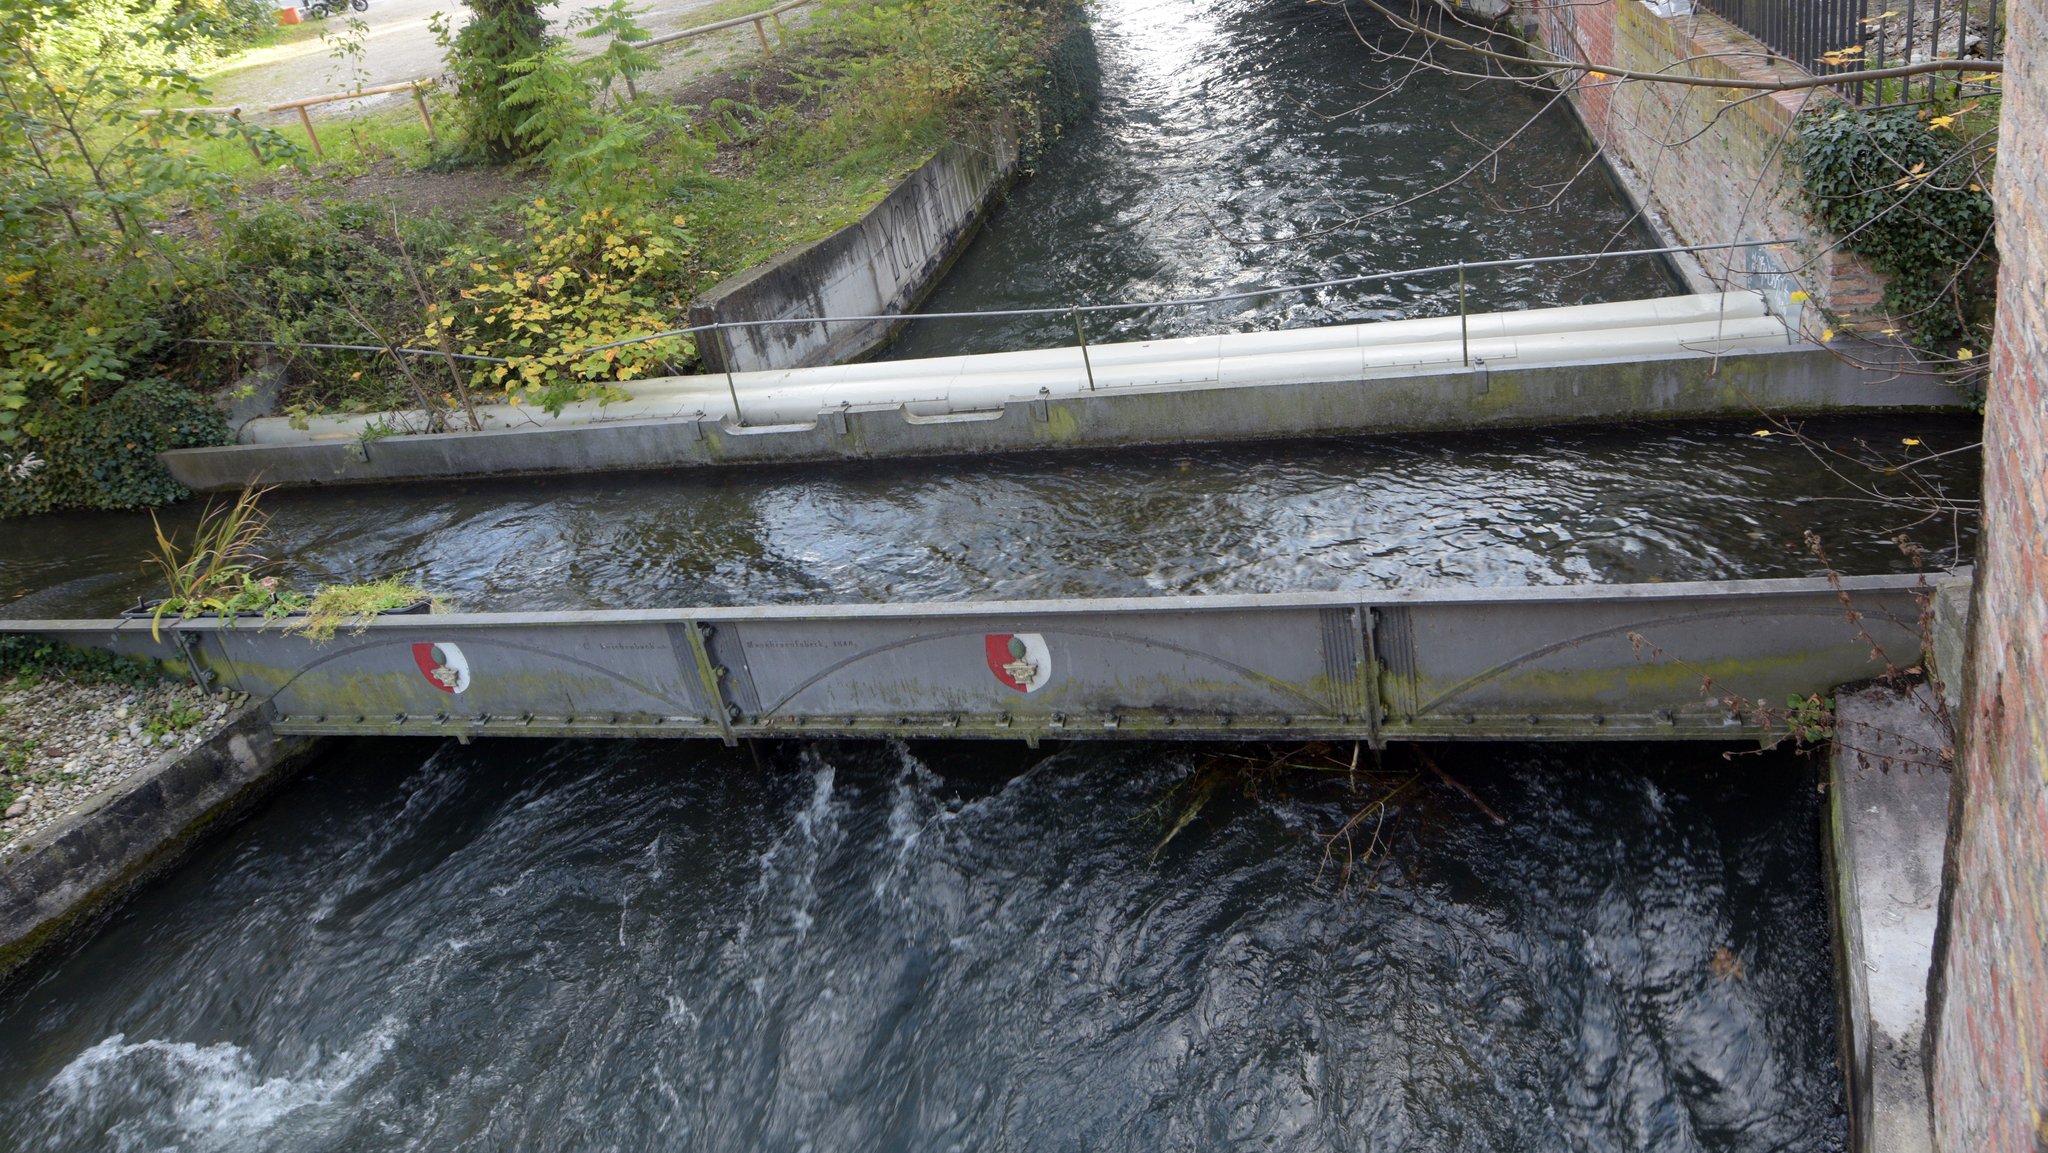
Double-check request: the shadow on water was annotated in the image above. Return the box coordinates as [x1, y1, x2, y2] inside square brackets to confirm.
[0, 737, 1846, 1152]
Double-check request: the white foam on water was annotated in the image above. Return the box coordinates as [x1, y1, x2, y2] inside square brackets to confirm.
[40, 1021, 396, 1152]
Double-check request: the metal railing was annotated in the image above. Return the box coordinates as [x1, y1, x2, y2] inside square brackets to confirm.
[1691, 0, 2004, 105]
[180, 237, 1791, 426]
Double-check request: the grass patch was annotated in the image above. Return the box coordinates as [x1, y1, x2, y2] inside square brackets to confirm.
[289, 578, 442, 641]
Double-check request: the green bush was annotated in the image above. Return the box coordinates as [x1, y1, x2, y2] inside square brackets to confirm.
[0, 635, 162, 686]
[0, 379, 229, 517]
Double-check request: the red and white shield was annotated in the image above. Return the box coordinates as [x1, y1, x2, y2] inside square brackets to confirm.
[985, 633, 1051, 693]
[411, 642, 471, 694]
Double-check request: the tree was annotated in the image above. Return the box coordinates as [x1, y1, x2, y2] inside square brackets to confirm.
[439, 0, 558, 159]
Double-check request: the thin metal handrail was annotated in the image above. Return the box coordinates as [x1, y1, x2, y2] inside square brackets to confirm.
[180, 237, 1793, 366]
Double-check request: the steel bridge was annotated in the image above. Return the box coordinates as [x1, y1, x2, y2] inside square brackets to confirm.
[4, 574, 1933, 746]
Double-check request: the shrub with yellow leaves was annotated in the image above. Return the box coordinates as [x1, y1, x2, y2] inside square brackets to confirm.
[440, 202, 696, 414]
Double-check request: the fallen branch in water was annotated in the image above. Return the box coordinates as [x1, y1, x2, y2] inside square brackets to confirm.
[1417, 749, 1507, 826]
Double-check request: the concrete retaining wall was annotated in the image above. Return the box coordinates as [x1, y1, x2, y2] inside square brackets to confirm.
[1829, 685, 1950, 1153]
[686, 125, 1023, 373]
[0, 705, 323, 984]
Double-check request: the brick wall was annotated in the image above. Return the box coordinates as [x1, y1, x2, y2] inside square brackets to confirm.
[1927, 0, 2048, 1145]
[1519, 0, 1889, 330]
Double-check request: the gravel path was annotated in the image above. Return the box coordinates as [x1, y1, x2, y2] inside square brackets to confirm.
[202, 0, 797, 123]
[0, 678, 247, 859]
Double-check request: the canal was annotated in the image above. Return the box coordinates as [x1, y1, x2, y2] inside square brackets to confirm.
[0, 0, 1976, 1147]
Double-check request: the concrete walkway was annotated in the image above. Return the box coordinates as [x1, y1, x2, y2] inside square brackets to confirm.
[201, 0, 789, 122]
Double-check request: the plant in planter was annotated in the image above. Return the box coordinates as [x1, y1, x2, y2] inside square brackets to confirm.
[288, 577, 443, 642]
[144, 486, 308, 640]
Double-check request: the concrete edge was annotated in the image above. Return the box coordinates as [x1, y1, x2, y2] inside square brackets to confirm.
[0, 704, 327, 986]
[686, 124, 1025, 374]
[158, 344, 1973, 492]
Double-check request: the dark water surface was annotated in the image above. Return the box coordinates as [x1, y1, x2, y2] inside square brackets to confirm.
[0, 739, 1846, 1152]
[1, 417, 1981, 619]
[887, 0, 1681, 358]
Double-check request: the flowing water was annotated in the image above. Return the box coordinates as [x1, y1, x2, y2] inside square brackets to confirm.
[0, 738, 1847, 1152]
[886, 0, 1682, 358]
[0, 417, 1980, 619]
[0, 0, 1979, 1145]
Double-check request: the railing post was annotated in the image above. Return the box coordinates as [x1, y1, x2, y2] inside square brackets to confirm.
[719, 323, 746, 425]
[752, 15, 771, 54]
[296, 106, 323, 158]
[1458, 261, 1470, 368]
[412, 85, 436, 141]
[1072, 307, 1097, 391]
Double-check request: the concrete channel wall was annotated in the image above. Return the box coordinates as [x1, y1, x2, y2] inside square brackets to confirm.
[686, 125, 1023, 373]
[3, 574, 1938, 747]
[0, 704, 323, 984]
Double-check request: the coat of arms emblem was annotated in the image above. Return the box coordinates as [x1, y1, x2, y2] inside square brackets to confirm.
[411, 642, 471, 694]
[984, 633, 1051, 693]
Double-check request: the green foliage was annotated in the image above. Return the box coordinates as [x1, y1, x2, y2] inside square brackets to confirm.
[0, 0, 296, 449]
[0, 634, 162, 687]
[145, 484, 304, 638]
[0, 379, 228, 517]
[1783, 692, 1835, 747]
[440, 0, 558, 160]
[175, 202, 443, 412]
[143, 703, 205, 738]
[574, 0, 656, 106]
[1794, 105, 1997, 348]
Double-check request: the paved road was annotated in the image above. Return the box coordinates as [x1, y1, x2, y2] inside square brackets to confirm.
[204, 0, 772, 119]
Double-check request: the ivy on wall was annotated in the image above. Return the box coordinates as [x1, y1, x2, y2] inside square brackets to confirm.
[1793, 105, 1997, 349]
